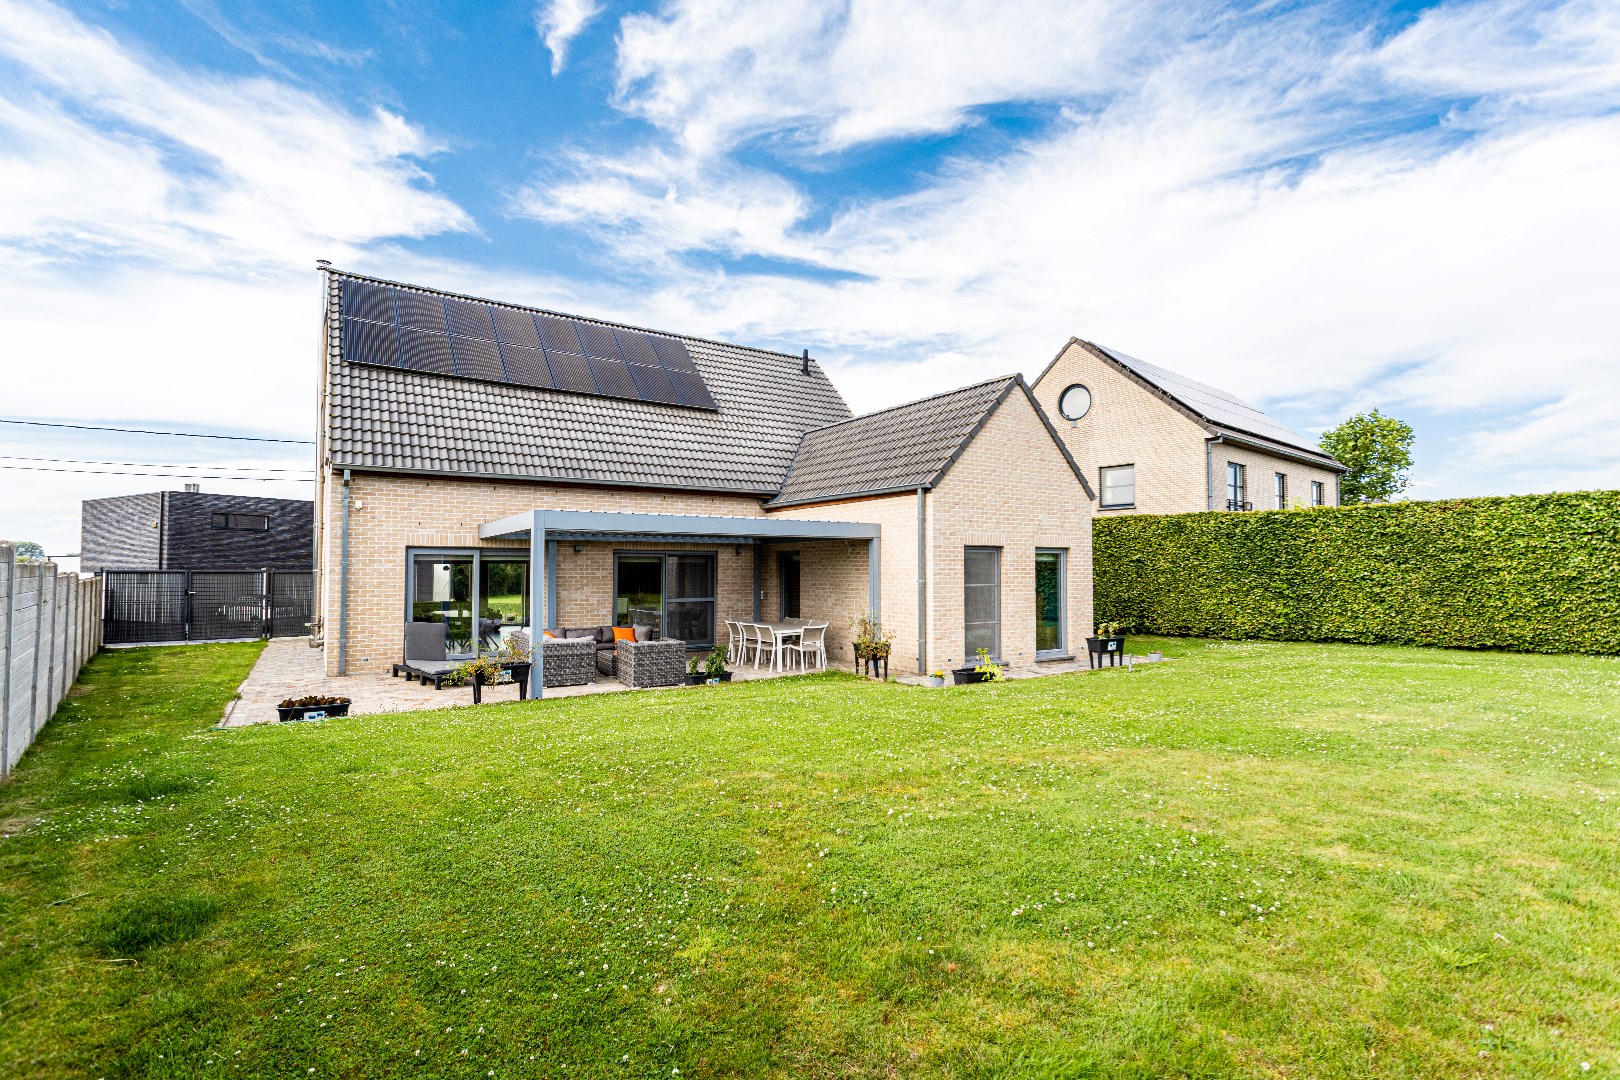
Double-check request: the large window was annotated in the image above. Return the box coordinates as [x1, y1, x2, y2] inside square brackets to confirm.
[409, 551, 530, 658]
[1099, 465, 1135, 509]
[1035, 549, 1066, 656]
[410, 553, 476, 657]
[1226, 462, 1248, 511]
[1274, 472, 1288, 509]
[614, 552, 717, 646]
[964, 546, 1001, 661]
[779, 551, 801, 619]
[1311, 480, 1326, 506]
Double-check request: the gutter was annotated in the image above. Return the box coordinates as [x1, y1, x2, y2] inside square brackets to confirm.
[915, 487, 926, 675]
[338, 469, 351, 676]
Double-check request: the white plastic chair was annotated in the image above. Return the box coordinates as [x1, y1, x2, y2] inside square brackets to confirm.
[749, 623, 778, 671]
[724, 619, 742, 664]
[783, 622, 827, 671]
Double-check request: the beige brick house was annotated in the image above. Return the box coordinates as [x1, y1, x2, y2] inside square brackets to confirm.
[1031, 339, 1345, 515]
[313, 268, 1096, 688]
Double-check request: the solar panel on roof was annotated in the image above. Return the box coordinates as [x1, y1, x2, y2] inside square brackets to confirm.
[668, 370, 718, 410]
[544, 350, 597, 394]
[627, 361, 678, 405]
[398, 327, 456, 374]
[341, 280, 396, 324]
[650, 336, 695, 372]
[614, 329, 660, 367]
[450, 335, 505, 383]
[395, 292, 448, 333]
[335, 275, 721, 410]
[532, 312, 583, 354]
[342, 317, 400, 367]
[572, 322, 621, 361]
[491, 307, 540, 349]
[444, 297, 496, 341]
[585, 355, 637, 398]
[498, 342, 551, 387]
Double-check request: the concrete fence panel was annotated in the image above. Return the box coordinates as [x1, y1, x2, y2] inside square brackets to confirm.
[2, 543, 103, 778]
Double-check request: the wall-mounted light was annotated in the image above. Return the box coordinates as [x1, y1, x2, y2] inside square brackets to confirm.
[734, 545, 744, 556]
[573, 543, 582, 553]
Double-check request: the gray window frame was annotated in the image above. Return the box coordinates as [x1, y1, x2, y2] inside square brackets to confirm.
[1310, 480, 1326, 506]
[963, 546, 1002, 663]
[1226, 462, 1248, 511]
[1274, 471, 1288, 509]
[1035, 548, 1067, 658]
[1098, 464, 1135, 510]
[404, 547, 529, 660]
[612, 550, 717, 647]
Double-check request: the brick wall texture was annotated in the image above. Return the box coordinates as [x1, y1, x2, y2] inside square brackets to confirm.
[1032, 340, 1341, 515]
[318, 387, 1095, 679]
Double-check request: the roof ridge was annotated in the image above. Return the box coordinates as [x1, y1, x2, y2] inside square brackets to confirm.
[795, 374, 1017, 436]
[326, 266, 815, 366]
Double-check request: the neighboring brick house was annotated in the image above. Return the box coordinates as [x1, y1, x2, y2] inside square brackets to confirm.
[81, 488, 313, 573]
[315, 268, 1096, 683]
[1031, 339, 1346, 515]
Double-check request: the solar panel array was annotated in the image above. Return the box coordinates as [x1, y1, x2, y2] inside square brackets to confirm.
[339, 279, 719, 410]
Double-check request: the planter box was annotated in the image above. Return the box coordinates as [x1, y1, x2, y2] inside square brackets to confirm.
[1086, 636, 1127, 668]
[277, 701, 350, 722]
[924, 676, 946, 688]
[705, 672, 733, 685]
[951, 667, 994, 685]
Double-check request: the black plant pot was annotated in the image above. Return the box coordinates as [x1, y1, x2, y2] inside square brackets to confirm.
[684, 673, 706, 685]
[951, 666, 993, 685]
[277, 702, 350, 722]
[705, 672, 733, 683]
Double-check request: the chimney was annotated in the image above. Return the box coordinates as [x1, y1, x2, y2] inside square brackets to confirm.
[801, 349, 811, 375]
[183, 483, 200, 493]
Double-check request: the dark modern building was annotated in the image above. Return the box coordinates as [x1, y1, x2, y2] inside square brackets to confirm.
[81, 487, 313, 573]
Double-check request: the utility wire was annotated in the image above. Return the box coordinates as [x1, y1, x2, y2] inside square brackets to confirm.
[0, 454, 311, 473]
[0, 464, 314, 481]
[0, 418, 314, 444]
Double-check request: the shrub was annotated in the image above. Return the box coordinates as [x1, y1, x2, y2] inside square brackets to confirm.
[1094, 491, 1620, 655]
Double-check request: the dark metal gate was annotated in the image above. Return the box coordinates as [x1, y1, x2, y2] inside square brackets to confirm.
[102, 571, 313, 644]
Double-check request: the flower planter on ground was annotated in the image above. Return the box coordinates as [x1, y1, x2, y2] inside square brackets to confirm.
[924, 675, 945, 688]
[276, 696, 350, 722]
[951, 667, 993, 685]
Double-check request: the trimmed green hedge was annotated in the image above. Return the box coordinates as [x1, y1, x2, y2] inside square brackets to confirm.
[1093, 492, 1620, 655]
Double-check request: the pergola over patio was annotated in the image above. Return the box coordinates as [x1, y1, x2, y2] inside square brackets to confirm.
[478, 510, 881, 696]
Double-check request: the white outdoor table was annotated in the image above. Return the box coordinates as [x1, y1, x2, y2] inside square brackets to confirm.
[757, 622, 804, 672]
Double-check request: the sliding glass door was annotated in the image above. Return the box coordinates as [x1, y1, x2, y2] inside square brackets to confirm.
[614, 552, 716, 646]
[1035, 549, 1066, 657]
[409, 551, 529, 659]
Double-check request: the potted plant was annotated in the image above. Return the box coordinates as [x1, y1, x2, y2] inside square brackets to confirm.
[851, 611, 892, 678]
[952, 649, 1004, 685]
[925, 669, 946, 688]
[1086, 621, 1129, 668]
[277, 695, 351, 722]
[684, 654, 706, 686]
[703, 641, 732, 684]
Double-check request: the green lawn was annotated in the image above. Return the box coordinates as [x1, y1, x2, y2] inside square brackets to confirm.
[2, 638, 1617, 1078]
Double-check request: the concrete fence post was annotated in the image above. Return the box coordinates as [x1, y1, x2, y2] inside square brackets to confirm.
[28, 563, 44, 740]
[1, 543, 12, 780]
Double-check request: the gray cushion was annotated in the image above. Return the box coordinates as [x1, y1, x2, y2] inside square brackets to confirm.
[564, 628, 594, 639]
[404, 621, 447, 662]
[633, 624, 652, 642]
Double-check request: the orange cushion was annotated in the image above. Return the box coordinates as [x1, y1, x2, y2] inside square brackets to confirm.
[612, 626, 637, 643]
[542, 629, 558, 639]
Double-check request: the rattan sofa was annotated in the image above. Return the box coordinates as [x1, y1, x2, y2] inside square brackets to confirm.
[537, 636, 597, 688]
[609, 638, 688, 688]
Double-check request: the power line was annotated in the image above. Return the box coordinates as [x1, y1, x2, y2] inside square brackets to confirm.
[0, 454, 312, 473]
[0, 418, 314, 444]
[0, 464, 314, 481]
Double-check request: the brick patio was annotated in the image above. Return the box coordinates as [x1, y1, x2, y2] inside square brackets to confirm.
[220, 638, 832, 726]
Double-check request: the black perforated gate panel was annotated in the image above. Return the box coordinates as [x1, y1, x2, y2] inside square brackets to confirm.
[101, 571, 313, 643]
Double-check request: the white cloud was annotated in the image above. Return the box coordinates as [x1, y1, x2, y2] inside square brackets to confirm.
[0, 0, 475, 557]
[514, 0, 1620, 499]
[536, 0, 606, 76]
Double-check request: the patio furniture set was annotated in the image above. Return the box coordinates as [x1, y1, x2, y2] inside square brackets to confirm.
[391, 616, 831, 697]
[724, 618, 829, 673]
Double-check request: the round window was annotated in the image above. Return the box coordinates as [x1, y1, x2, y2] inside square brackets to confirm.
[1058, 383, 1092, 421]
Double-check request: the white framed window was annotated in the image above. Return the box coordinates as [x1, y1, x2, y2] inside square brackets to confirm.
[1099, 464, 1135, 509]
[1310, 480, 1326, 506]
[1274, 472, 1288, 509]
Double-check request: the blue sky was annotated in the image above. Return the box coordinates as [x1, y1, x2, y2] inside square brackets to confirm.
[1, 0, 1618, 560]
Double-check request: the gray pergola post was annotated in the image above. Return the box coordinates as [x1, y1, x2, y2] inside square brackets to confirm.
[528, 511, 547, 700]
